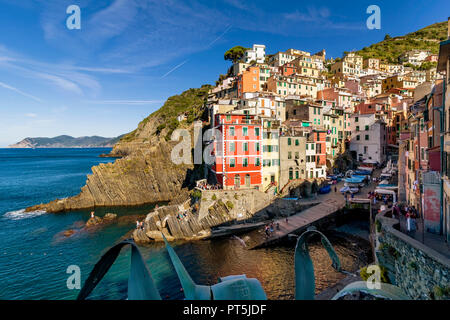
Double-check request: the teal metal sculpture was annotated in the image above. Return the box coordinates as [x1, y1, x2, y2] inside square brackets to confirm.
[77, 239, 161, 300]
[331, 281, 410, 300]
[77, 229, 408, 300]
[162, 235, 267, 300]
[294, 227, 341, 300]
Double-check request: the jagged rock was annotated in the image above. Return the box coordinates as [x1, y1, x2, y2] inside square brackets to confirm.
[103, 213, 118, 221]
[133, 229, 150, 242]
[86, 216, 103, 227]
[63, 229, 75, 237]
[146, 230, 164, 240]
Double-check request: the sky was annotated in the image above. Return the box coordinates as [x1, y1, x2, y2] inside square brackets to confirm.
[0, 0, 449, 147]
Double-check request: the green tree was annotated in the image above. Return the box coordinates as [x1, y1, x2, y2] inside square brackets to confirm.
[224, 46, 248, 63]
[384, 34, 392, 40]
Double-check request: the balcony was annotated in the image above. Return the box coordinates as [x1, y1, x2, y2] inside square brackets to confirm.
[218, 118, 262, 125]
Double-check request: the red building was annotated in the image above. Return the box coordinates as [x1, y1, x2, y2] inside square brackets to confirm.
[213, 114, 263, 189]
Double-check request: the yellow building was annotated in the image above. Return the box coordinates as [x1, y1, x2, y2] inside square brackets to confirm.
[382, 74, 418, 91]
[261, 118, 281, 191]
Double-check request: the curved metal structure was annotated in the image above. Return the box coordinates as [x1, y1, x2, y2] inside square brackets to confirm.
[294, 227, 341, 300]
[77, 229, 407, 300]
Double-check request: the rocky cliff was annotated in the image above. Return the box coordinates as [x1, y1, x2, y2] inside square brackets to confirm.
[26, 85, 212, 213]
[133, 189, 275, 242]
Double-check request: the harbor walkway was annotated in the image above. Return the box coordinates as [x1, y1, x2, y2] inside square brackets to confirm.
[250, 171, 381, 249]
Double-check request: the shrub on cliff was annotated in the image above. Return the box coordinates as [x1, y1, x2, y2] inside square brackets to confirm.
[191, 189, 202, 200]
[226, 201, 234, 209]
[119, 85, 212, 143]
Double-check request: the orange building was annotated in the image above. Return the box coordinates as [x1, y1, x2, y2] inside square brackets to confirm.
[279, 63, 296, 76]
[237, 66, 260, 98]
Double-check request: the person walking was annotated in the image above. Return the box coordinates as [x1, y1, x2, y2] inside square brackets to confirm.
[406, 211, 416, 237]
[334, 186, 337, 193]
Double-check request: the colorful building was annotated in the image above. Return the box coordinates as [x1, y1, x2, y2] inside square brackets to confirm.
[213, 114, 263, 190]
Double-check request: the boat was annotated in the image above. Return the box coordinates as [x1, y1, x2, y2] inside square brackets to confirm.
[344, 176, 366, 184]
[340, 186, 359, 194]
[354, 170, 372, 176]
[319, 185, 331, 194]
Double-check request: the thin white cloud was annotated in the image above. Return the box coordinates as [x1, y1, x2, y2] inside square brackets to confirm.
[161, 60, 189, 78]
[25, 113, 37, 118]
[0, 81, 42, 102]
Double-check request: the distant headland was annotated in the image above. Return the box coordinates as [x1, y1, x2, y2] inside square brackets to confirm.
[8, 135, 124, 148]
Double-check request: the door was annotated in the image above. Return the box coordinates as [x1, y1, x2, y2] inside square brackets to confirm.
[245, 174, 251, 188]
[234, 175, 240, 189]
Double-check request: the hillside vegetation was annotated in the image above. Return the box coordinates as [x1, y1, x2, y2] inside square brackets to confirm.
[357, 21, 447, 63]
[120, 84, 212, 143]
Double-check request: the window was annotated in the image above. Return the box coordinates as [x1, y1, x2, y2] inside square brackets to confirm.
[288, 151, 292, 159]
[243, 127, 248, 136]
[311, 144, 314, 150]
[256, 158, 260, 166]
[365, 135, 369, 140]
[289, 168, 293, 180]
[230, 158, 235, 167]
[365, 125, 369, 131]
[256, 142, 260, 152]
[295, 139, 299, 146]
[255, 127, 260, 136]
[226, 115, 231, 121]
[295, 152, 299, 159]
[288, 138, 292, 145]
[243, 158, 248, 167]
[243, 142, 248, 152]
[229, 142, 235, 152]
[356, 126, 360, 131]
[356, 135, 360, 141]
[316, 144, 321, 153]
[230, 127, 235, 136]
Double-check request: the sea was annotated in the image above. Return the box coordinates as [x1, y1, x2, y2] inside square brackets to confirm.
[0, 148, 371, 300]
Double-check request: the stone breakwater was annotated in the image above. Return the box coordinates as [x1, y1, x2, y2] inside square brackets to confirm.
[375, 211, 450, 300]
[133, 189, 276, 241]
[132, 185, 327, 242]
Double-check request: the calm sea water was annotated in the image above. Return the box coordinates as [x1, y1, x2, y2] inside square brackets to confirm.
[0, 148, 371, 300]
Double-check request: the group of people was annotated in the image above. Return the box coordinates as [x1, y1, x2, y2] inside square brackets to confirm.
[368, 192, 393, 205]
[177, 211, 188, 220]
[197, 182, 221, 190]
[136, 220, 144, 230]
[264, 221, 280, 237]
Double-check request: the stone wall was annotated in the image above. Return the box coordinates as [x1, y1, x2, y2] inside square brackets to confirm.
[197, 189, 275, 221]
[375, 212, 450, 300]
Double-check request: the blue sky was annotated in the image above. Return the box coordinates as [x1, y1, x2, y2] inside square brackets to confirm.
[0, 0, 449, 147]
